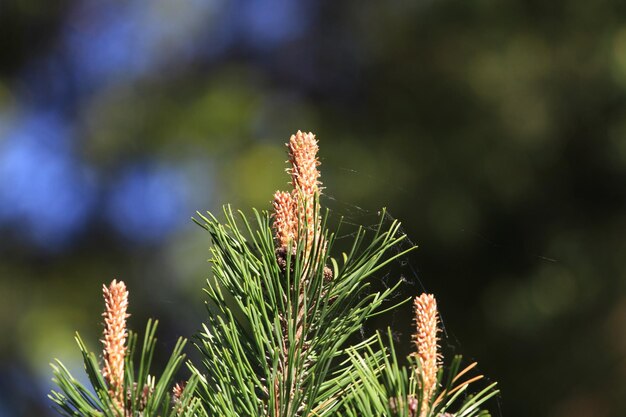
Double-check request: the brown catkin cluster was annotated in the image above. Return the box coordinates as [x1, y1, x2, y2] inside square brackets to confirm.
[413, 293, 441, 417]
[102, 279, 130, 409]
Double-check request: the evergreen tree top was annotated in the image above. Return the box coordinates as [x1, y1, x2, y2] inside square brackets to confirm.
[49, 131, 498, 417]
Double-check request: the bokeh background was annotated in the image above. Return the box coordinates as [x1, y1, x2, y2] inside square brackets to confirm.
[1, 0, 626, 416]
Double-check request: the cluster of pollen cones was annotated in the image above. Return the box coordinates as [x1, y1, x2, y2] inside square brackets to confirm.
[391, 294, 442, 417]
[101, 280, 184, 413]
[102, 279, 129, 409]
[411, 293, 484, 417]
[272, 131, 323, 253]
[412, 293, 441, 417]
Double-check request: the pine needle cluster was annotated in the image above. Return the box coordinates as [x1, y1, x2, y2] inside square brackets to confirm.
[49, 131, 498, 417]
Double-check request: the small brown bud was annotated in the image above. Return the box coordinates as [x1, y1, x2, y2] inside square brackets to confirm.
[323, 266, 333, 281]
